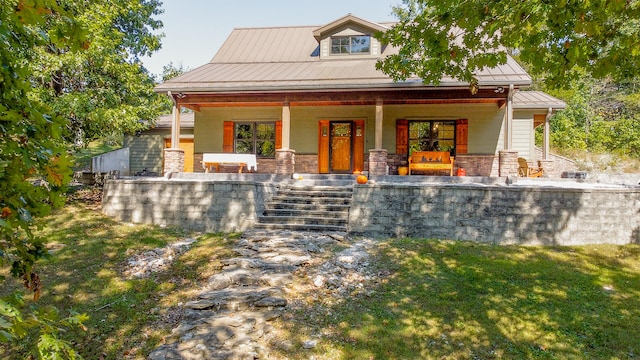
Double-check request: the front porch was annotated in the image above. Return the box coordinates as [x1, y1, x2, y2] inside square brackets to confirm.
[163, 89, 564, 178]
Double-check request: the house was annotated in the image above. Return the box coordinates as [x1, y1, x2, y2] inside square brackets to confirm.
[124, 112, 194, 175]
[153, 14, 566, 177]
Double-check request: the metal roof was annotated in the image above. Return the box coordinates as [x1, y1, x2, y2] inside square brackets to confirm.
[153, 112, 194, 129]
[513, 91, 567, 109]
[156, 17, 533, 94]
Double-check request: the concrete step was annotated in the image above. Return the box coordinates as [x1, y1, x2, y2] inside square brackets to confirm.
[269, 195, 352, 205]
[262, 209, 349, 219]
[258, 215, 348, 227]
[276, 189, 353, 198]
[253, 222, 348, 232]
[265, 203, 351, 212]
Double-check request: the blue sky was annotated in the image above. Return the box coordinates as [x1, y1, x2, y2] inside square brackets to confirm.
[141, 0, 400, 77]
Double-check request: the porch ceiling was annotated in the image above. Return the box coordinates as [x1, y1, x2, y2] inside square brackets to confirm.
[176, 88, 509, 111]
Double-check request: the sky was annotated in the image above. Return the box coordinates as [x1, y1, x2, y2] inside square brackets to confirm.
[141, 0, 401, 78]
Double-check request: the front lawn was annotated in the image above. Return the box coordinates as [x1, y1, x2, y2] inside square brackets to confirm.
[1, 188, 639, 359]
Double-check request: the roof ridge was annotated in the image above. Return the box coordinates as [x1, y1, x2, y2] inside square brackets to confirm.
[232, 24, 321, 31]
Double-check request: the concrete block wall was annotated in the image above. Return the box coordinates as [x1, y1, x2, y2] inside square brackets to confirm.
[348, 183, 640, 245]
[102, 179, 278, 232]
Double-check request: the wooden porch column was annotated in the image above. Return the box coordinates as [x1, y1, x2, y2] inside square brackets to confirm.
[375, 99, 383, 149]
[505, 84, 514, 150]
[171, 103, 181, 149]
[543, 107, 552, 160]
[282, 101, 291, 149]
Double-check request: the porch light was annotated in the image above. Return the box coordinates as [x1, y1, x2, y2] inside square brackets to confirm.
[494, 86, 505, 93]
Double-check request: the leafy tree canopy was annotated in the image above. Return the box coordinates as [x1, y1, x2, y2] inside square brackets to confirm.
[377, 0, 640, 89]
[31, 0, 166, 146]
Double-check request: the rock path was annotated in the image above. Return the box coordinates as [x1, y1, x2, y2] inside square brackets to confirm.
[148, 229, 376, 360]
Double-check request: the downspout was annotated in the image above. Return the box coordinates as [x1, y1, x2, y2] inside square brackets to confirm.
[167, 91, 180, 149]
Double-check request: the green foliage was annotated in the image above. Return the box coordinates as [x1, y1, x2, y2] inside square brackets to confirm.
[161, 61, 189, 83]
[30, 0, 166, 146]
[538, 76, 640, 158]
[377, 0, 640, 89]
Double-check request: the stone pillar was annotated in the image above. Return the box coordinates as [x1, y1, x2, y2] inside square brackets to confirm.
[368, 149, 388, 175]
[276, 149, 295, 174]
[538, 159, 554, 178]
[498, 150, 518, 177]
[164, 148, 184, 176]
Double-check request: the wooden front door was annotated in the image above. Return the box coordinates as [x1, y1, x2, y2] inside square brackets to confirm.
[318, 120, 365, 174]
[330, 122, 353, 173]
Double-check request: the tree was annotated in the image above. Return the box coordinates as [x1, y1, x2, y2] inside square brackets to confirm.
[31, 0, 166, 147]
[377, 0, 640, 90]
[1, 1, 88, 357]
[161, 61, 189, 83]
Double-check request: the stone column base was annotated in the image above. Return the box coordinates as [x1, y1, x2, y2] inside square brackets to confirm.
[164, 148, 185, 176]
[499, 150, 519, 177]
[368, 149, 388, 175]
[276, 149, 296, 174]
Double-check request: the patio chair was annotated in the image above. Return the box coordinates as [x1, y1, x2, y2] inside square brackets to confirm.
[518, 157, 544, 177]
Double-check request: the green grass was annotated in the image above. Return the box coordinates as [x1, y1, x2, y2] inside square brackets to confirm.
[2, 192, 640, 359]
[0, 188, 237, 359]
[71, 139, 122, 171]
[277, 239, 640, 359]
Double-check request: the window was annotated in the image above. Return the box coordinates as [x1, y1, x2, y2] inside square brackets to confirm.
[331, 35, 370, 54]
[408, 121, 456, 154]
[235, 122, 276, 157]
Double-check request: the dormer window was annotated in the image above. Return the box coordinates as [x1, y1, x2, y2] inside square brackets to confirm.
[331, 35, 370, 54]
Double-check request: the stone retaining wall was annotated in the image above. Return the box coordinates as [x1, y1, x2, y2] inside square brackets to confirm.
[348, 183, 640, 245]
[103, 178, 640, 246]
[102, 179, 278, 232]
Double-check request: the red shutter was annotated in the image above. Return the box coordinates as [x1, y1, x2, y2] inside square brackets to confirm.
[223, 121, 234, 153]
[318, 120, 329, 173]
[353, 119, 365, 172]
[275, 121, 282, 149]
[396, 119, 408, 155]
[456, 119, 468, 154]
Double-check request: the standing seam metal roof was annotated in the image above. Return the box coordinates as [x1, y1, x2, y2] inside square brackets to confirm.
[156, 18, 532, 93]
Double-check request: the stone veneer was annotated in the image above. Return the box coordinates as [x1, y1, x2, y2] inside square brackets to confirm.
[103, 176, 640, 246]
[348, 182, 640, 245]
[164, 149, 184, 176]
[102, 178, 278, 232]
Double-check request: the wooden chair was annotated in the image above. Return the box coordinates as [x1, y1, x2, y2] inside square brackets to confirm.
[518, 157, 544, 177]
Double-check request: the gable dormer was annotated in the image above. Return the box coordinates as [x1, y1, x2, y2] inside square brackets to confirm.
[313, 14, 388, 60]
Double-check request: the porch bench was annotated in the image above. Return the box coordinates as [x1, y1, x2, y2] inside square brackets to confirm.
[201, 153, 258, 173]
[408, 151, 454, 176]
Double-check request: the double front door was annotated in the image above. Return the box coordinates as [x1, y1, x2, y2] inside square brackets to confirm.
[318, 120, 364, 174]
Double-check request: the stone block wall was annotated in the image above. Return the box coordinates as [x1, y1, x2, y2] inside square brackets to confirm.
[102, 179, 278, 232]
[348, 184, 640, 245]
[455, 154, 499, 176]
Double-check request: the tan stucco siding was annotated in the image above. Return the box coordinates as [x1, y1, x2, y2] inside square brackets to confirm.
[195, 107, 281, 153]
[192, 104, 538, 158]
[383, 104, 505, 154]
[290, 105, 376, 153]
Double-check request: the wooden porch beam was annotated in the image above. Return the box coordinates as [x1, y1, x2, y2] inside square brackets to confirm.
[175, 88, 509, 107]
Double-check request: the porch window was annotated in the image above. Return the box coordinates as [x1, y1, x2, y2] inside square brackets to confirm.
[408, 121, 456, 155]
[331, 35, 370, 54]
[235, 122, 276, 157]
